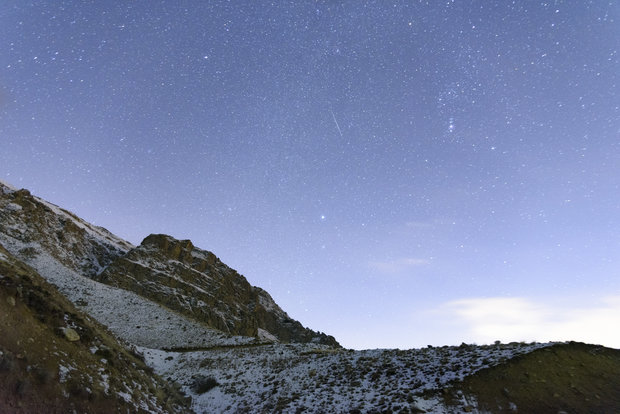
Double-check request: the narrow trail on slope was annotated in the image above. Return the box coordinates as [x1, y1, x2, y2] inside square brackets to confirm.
[160, 341, 279, 353]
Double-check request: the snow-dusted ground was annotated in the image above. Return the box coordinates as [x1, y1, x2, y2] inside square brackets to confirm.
[140, 341, 550, 413]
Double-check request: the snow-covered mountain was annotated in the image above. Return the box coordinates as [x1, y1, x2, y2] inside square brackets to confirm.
[1, 180, 619, 413]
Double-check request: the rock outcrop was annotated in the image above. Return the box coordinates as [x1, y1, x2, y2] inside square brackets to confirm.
[96, 234, 339, 346]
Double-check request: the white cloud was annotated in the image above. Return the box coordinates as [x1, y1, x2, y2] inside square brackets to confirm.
[441, 296, 620, 349]
[369, 257, 429, 274]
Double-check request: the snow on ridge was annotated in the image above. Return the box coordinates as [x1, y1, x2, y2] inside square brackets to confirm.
[0, 179, 17, 193]
[1, 182, 132, 254]
[120, 257, 215, 297]
[33, 195, 134, 252]
[5, 202, 22, 211]
[190, 249, 210, 260]
[257, 288, 281, 313]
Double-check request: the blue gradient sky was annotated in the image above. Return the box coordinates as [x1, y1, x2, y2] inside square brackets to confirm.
[1, 1, 619, 349]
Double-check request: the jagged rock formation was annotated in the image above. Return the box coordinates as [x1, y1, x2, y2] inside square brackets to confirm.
[0, 243, 190, 413]
[96, 234, 339, 346]
[0, 181, 338, 347]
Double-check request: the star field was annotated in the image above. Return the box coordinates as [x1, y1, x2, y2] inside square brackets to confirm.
[1, 1, 619, 349]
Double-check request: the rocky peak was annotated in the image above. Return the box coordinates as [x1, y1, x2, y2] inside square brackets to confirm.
[96, 234, 340, 347]
[141, 234, 218, 270]
[142, 234, 194, 258]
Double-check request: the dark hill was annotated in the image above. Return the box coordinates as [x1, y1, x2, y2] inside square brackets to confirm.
[446, 341, 620, 413]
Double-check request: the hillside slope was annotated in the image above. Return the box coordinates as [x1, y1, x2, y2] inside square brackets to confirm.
[0, 182, 131, 277]
[140, 341, 550, 413]
[140, 341, 620, 413]
[446, 341, 620, 413]
[0, 243, 190, 413]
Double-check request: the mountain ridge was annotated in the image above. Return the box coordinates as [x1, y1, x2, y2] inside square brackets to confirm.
[1, 179, 619, 413]
[0, 181, 338, 347]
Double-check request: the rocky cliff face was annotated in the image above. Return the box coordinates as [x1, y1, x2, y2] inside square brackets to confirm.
[0, 181, 338, 347]
[96, 234, 339, 346]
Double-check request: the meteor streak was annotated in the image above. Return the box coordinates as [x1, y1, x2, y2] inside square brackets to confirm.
[329, 109, 343, 137]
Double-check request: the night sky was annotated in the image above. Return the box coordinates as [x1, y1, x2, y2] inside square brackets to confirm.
[1, 1, 619, 349]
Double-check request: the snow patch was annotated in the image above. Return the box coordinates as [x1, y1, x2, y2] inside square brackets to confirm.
[0, 180, 17, 193]
[257, 328, 279, 343]
[4, 203, 22, 212]
[58, 364, 74, 383]
[117, 390, 132, 403]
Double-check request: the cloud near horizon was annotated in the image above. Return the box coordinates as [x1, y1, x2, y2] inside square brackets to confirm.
[441, 296, 620, 349]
